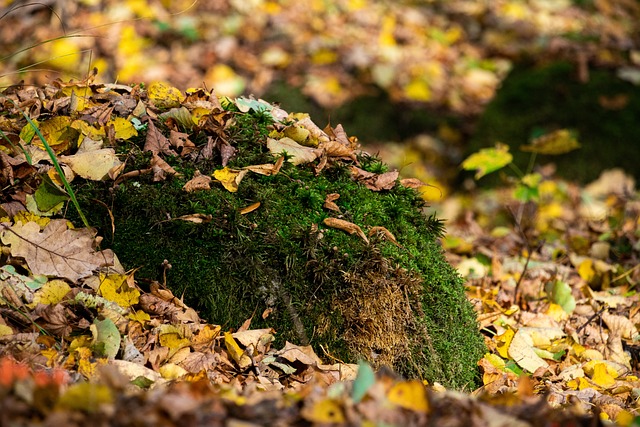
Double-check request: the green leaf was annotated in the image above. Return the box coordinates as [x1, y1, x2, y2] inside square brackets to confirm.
[91, 318, 121, 359]
[352, 360, 375, 403]
[545, 280, 576, 314]
[34, 174, 69, 212]
[461, 143, 512, 179]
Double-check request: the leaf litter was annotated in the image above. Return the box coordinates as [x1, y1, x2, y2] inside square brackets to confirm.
[0, 76, 638, 425]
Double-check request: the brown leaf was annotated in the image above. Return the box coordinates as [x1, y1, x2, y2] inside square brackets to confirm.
[144, 119, 178, 156]
[150, 153, 178, 182]
[350, 166, 398, 191]
[1, 220, 116, 282]
[169, 130, 197, 157]
[183, 170, 212, 192]
[399, 178, 427, 189]
[180, 351, 218, 373]
[368, 226, 401, 247]
[175, 213, 213, 224]
[323, 193, 341, 212]
[323, 217, 369, 244]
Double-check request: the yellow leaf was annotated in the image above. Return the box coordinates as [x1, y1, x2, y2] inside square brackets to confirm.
[578, 259, 595, 282]
[404, 78, 431, 102]
[590, 362, 616, 388]
[148, 81, 183, 109]
[567, 377, 591, 390]
[28, 279, 71, 307]
[58, 383, 112, 412]
[35, 116, 78, 153]
[546, 303, 569, 322]
[158, 325, 190, 351]
[128, 310, 151, 324]
[213, 167, 247, 192]
[159, 363, 188, 380]
[495, 328, 514, 359]
[302, 399, 345, 423]
[311, 49, 338, 65]
[48, 38, 81, 71]
[387, 380, 430, 412]
[108, 117, 138, 140]
[224, 332, 252, 369]
[99, 273, 140, 308]
[77, 357, 97, 379]
[239, 202, 261, 215]
[204, 64, 246, 98]
[0, 324, 13, 336]
[462, 143, 513, 180]
[59, 149, 122, 181]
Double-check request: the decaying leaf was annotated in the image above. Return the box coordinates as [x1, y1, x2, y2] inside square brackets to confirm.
[60, 149, 122, 181]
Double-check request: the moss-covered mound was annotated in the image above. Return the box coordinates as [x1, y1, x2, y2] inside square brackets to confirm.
[74, 99, 484, 390]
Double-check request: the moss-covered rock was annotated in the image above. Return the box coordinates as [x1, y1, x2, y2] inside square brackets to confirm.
[73, 102, 484, 390]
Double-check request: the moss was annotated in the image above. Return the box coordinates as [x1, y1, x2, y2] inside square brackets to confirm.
[72, 107, 485, 390]
[468, 61, 640, 184]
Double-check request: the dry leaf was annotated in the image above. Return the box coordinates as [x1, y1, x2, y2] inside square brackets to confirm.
[183, 170, 212, 192]
[267, 137, 321, 165]
[368, 226, 401, 247]
[150, 153, 178, 181]
[240, 202, 261, 215]
[1, 220, 116, 282]
[144, 119, 178, 156]
[323, 193, 341, 212]
[351, 166, 398, 191]
[323, 217, 369, 244]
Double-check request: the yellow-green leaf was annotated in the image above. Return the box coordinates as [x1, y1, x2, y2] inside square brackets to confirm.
[520, 129, 580, 155]
[461, 143, 512, 179]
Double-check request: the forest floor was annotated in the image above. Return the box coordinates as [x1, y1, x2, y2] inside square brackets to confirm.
[0, 77, 638, 426]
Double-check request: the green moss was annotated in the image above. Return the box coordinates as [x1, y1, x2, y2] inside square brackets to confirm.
[469, 61, 640, 184]
[73, 108, 485, 390]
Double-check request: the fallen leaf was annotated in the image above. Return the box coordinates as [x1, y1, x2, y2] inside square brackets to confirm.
[387, 380, 430, 412]
[323, 193, 341, 212]
[213, 167, 247, 192]
[267, 137, 321, 165]
[183, 170, 212, 192]
[239, 202, 261, 215]
[323, 217, 369, 244]
[91, 318, 121, 359]
[1, 220, 116, 282]
[59, 148, 122, 181]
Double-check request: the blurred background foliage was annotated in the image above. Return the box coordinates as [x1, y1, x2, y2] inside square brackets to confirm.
[2, 0, 639, 192]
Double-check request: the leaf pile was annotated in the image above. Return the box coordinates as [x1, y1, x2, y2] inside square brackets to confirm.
[436, 168, 640, 424]
[1, 0, 639, 114]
